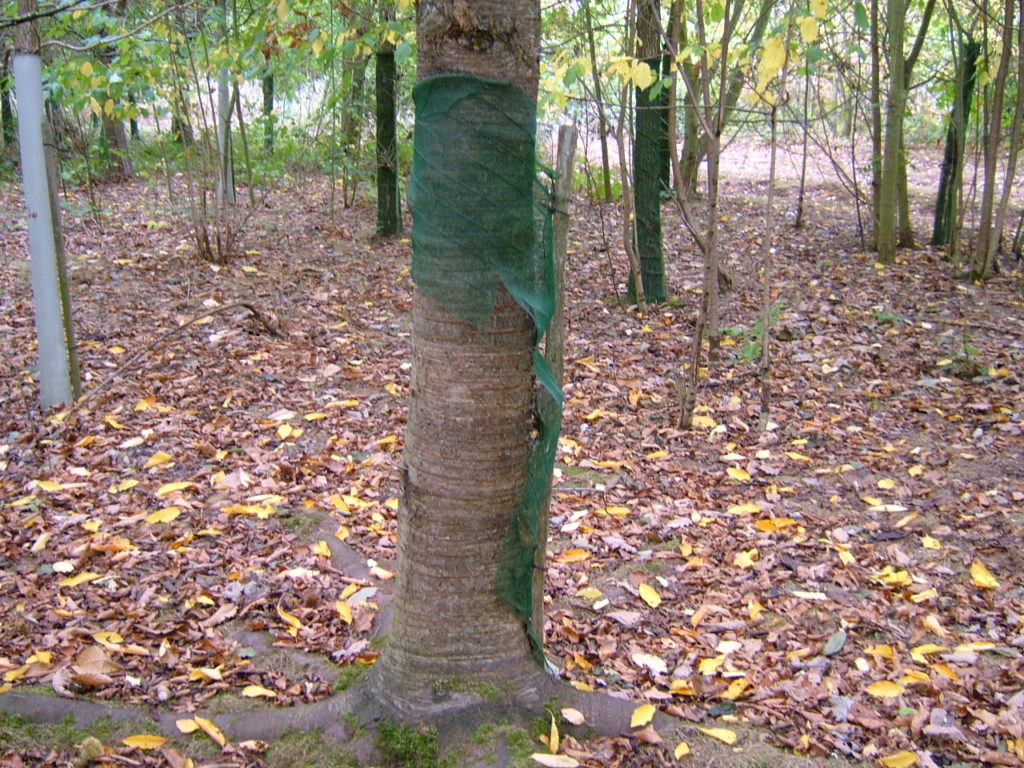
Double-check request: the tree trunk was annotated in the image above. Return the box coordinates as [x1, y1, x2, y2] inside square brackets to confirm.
[876, 0, 906, 263]
[1, 69, 16, 147]
[216, 0, 235, 206]
[932, 37, 979, 247]
[973, 0, 1015, 278]
[262, 71, 274, 150]
[375, 1, 401, 236]
[630, 0, 666, 303]
[371, 0, 551, 719]
[583, 0, 613, 203]
[869, 0, 882, 247]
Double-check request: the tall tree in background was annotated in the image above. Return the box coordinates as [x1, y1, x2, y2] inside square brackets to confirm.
[631, 0, 666, 303]
[375, 0, 400, 236]
[876, 0, 906, 263]
[931, 31, 979, 249]
[972, 0, 1023, 278]
[370, 0, 551, 717]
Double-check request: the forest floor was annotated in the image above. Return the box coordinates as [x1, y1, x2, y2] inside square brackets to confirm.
[1, 144, 1024, 768]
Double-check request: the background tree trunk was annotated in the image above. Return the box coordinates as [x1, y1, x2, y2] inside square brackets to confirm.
[372, 0, 548, 719]
[931, 37, 979, 247]
[375, 0, 400, 236]
[876, 0, 906, 263]
[630, 0, 666, 303]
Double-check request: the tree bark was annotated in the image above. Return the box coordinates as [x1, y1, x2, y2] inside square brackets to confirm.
[630, 0, 666, 303]
[931, 37, 979, 247]
[371, 0, 549, 719]
[583, 0, 613, 202]
[876, 0, 906, 263]
[262, 70, 274, 150]
[375, 0, 401, 236]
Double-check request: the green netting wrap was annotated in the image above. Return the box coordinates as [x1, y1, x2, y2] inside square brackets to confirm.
[408, 74, 562, 663]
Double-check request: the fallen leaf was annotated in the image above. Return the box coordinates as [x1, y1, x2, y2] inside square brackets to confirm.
[970, 559, 999, 589]
[560, 708, 585, 725]
[530, 755, 579, 768]
[638, 583, 662, 608]
[241, 685, 278, 699]
[699, 727, 737, 745]
[878, 751, 917, 768]
[865, 680, 905, 698]
[630, 703, 656, 728]
[674, 741, 691, 758]
[727, 466, 751, 482]
[122, 735, 169, 750]
[59, 572, 103, 588]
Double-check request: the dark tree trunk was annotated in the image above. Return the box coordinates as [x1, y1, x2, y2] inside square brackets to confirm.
[2, 70, 17, 146]
[931, 38, 979, 246]
[630, 0, 666, 303]
[262, 72, 274, 150]
[375, 2, 400, 237]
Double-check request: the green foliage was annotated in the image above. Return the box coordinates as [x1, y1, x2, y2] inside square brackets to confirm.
[936, 333, 986, 379]
[722, 301, 784, 363]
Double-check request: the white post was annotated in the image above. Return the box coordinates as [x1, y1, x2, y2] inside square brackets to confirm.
[14, 51, 74, 409]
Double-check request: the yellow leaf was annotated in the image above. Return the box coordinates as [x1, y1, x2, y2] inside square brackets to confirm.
[911, 588, 938, 603]
[865, 680, 905, 698]
[304, 412, 327, 421]
[861, 495, 884, 506]
[691, 415, 717, 429]
[35, 480, 63, 492]
[630, 60, 656, 90]
[110, 478, 139, 493]
[80, 61, 94, 76]
[530, 755, 579, 768]
[155, 481, 196, 497]
[699, 727, 737, 745]
[312, 38, 324, 55]
[3, 665, 28, 683]
[59, 572, 103, 588]
[810, 0, 827, 18]
[312, 540, 331, 558]
[900, 669, 930, 684]
[645, 449, 668, 460]
[754, 517, 797, 533]
[189, 666, 223, 682]
[920, 535, 940, 550]
[335, 601, 353, 625]
[798, 16, 819, 44]
[103, 98, 114, 117]
[549, 713, 560, 754]
[277, 605, 303, 637]
[638, 583, 662, 608]
[970, 559, 999, 589]
[727, 466, 751, 482]
[176, 718, 200, 734]
[728, 503, 760, 515]
[277, 0, 288, 21]
[144, 452, 173, 469]
[146, 507, 181, 525]
[931, 663, 959, 680]
[122, 734, 168, 750]
[674, 742, 691, 758]
[93, 631, 123, 647]
[193, 715, 226, 747]
[733, 548, 758, 568]
[785, 451, 811, 462]
[698, 654, 726, 675]
[334, 525, 350, 541]
[908, 464, 924, 477]
[630, 704, 655, 728]
[910, 643, 946, 663]
[722, 677, 749, 700]
[670, 679, 697, 696]
[878, 751, 917, 768]
[877, 478, 896, 490]
[30, 531, 50, 554]
[277, 423, 293, 440]
[241, 685, 278, 699]
[956, 641, 996, 652]
[556, 548, 591, 563]
[922, 613, 951, 637]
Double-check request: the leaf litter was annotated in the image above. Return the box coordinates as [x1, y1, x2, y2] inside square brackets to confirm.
[0, 163, 1023, 767]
